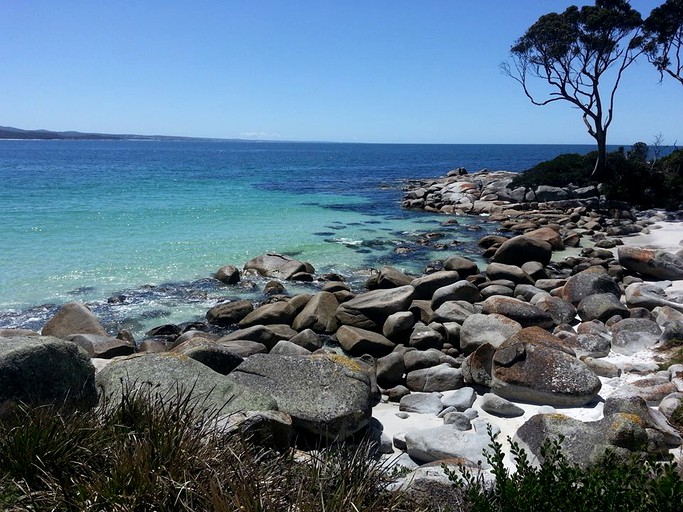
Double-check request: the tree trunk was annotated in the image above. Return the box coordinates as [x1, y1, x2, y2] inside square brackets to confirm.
[591, 129, 607, 180]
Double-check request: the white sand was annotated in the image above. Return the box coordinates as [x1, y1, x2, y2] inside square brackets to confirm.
[374, 218, 683, 469]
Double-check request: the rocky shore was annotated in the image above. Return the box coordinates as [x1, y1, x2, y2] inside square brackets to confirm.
[2, 168, 683, 503]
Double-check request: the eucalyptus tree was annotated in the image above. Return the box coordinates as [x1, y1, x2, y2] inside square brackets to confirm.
[644, 0, 683, 85]
[502, 0, 643, 178]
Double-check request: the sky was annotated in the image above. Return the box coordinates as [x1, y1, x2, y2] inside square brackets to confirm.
[0, 1, 680, 145]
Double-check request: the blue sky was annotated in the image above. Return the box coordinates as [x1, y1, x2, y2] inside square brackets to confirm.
[1, 1, 680, 145]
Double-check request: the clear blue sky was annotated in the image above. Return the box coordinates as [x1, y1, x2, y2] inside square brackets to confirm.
[1, 1, 680, 145]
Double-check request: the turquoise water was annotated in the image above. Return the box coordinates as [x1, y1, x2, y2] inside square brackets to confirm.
[0, 140, 600, 336]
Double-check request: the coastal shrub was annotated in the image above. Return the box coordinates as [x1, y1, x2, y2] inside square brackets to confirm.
[510, 153, 595, 188]
[445, 428, 683, 512]
[0, 388, 426, 511]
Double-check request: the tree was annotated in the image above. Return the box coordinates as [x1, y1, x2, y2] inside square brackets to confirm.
[502, 0, 643, 179]
[643, 0, 683, 85]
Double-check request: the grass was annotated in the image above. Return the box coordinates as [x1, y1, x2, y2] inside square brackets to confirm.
[0, 386, 425, 512]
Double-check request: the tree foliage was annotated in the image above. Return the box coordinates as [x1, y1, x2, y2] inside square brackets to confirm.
[644, 0, 683, 85]
[502, 0, 643, 178]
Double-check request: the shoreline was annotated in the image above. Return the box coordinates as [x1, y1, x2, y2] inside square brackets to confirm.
[3, 167, 683, 496]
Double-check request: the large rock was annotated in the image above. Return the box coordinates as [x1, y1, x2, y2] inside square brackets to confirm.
[485, 262, 534, 285]
[218, 324, 296, 351]
[243, 253, 312, 280]
[577, 293, 629, 322]
[336, 325, 395, 357]
[230, 353, 373, 440]
[376, 266, 414, 288]
[443, 256, 479, 278]
[462, 343, 495, 387]
[561, 269, 621, 305]
[405, 425, 492, 466]
[625, 282, 683, 312]
[335, 285, 415, 330]
[431, 280, 482, 308]
[238, 301, 295, 328]
[406, 363, 463, 392]
[0, 335, 97, 409]
[292, 291, 339, 333]
[410, 271, 461, 300]
[515, 395, 680, 467]
[67, 334, 135, 359]
[481, 296, 554, 329]
[491, 327, 601, 406]
[492, 236, 552, 266]
[172, 340, 245, 374]
[618, 246, 683, 280]
[41, 302, 108, 339]
[524, 227, 565, 251]
[610, 318, 662, 356]
[459, 313, 522, 354]
[206, 300, 254, 327]
[533, 296, 577, 325]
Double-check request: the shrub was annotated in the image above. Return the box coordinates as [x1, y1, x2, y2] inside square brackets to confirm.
[510, 153, 596, 188]
[445, 427, 683, 512]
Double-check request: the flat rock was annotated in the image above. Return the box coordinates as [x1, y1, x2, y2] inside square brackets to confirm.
[335, 285, 415, 330]
[336, 325, 396, 357]
[405, 426, 491, 466]
[480, 393, 524, 417]
[406, 363, 463, 392]
[399, 392, 444, 415]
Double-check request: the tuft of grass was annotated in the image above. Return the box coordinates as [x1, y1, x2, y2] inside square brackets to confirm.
[0, 384, 425, 511]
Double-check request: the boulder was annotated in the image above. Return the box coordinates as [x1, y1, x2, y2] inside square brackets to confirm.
[218, 324, 296, 351]
[399, 392, 444, 415]
[441, 387, 477, 411]
[491, 327, 601, 406]
[561, 269, 621, 305]
[443, 256, 479, 278]
[481, 296, 554, 329]
[269, 340, 312, 356]
[405, 426, 491, 466]
[524, 227, 565, 251]
[408, 324, 444, 350]
[172, 340, 245, 374]
[206, 300, 254, 327]
[243, 253, 312, 280]
[492, 236, 552, 266]
[485, 263, 534, 285]
[231, 353, 373, 440]
[376, 266, 414, 288]
[383, 311, 415, 340]
[41, 302, 108, 339]
[430, 300, 476, 324]
[406, 364, 464, 392]
[238, 301, 295, 328]
[431, 281, 482, 309]
[411, 271, 461, 300]
[461, 343, 495, 387]
[288, 329, 323, 352]
[610, 318, 662, 356]
[376, 352, 406, 388]
[403, 349, 442, 372]
[515, 395, 680, 467]
[96, 352, 277, 415]
[336, 325, 395, 357]
[215, 264, 241, 284]
[625, 282, 683, 312]
[480, 393, 524, 418]
[291, 291, 339, 333]
[335, 285, 415, 330]
[0, 335, 97, 409]
[67, 334, 135, 359]
[618, 246, 683, 280]
[533, 296, 577, 325]
[577, 293, 629, 322]
[459, 313, 522, 354]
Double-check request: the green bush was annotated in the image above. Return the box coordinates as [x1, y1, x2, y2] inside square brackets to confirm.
[445, 428, 683, 512]
[510, 153, 596, 188]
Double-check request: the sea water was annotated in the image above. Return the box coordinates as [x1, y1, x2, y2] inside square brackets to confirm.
[0, 140, 600, 336]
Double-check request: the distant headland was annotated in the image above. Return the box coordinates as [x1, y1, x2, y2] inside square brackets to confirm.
[0, 125, 244, 142]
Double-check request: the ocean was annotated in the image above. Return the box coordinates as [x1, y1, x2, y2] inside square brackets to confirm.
[0, 140, 602, 337]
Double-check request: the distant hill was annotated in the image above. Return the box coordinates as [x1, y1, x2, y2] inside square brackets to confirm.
[0, 126, 208, 141]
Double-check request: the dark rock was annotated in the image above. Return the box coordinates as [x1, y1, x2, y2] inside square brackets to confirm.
[431, 280, 482, 308]
[0, 335, 97, 410]
[481, 296, 554, 329]
[492, 235, 552, 266]
[376, 352, 406, 388]
[443, 256, 479, 278]
[244, 253, 312, 280]
[577, 293, 629, 322]
[206, 300, 254, 327]
[533, 296, 577, 325]
[461, 343, 495, 387]
[291, 291, 339, 333]
[336, 325, 395, 357]
[411, 271, 461, 300]
[288, 329, 323, 352]
[239, 301, 295, 328]
[561, 269, 621, 305]
[335, 285, 415, 330]
[376, 266, 414, 288]
[382, 311, 415, 340]
[485, 262, 534, 285]
[215, 265, 240, 284]
[408, 324, 444, 350]
[172, 340, 244, 374]
[67, 334, 135, 359]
